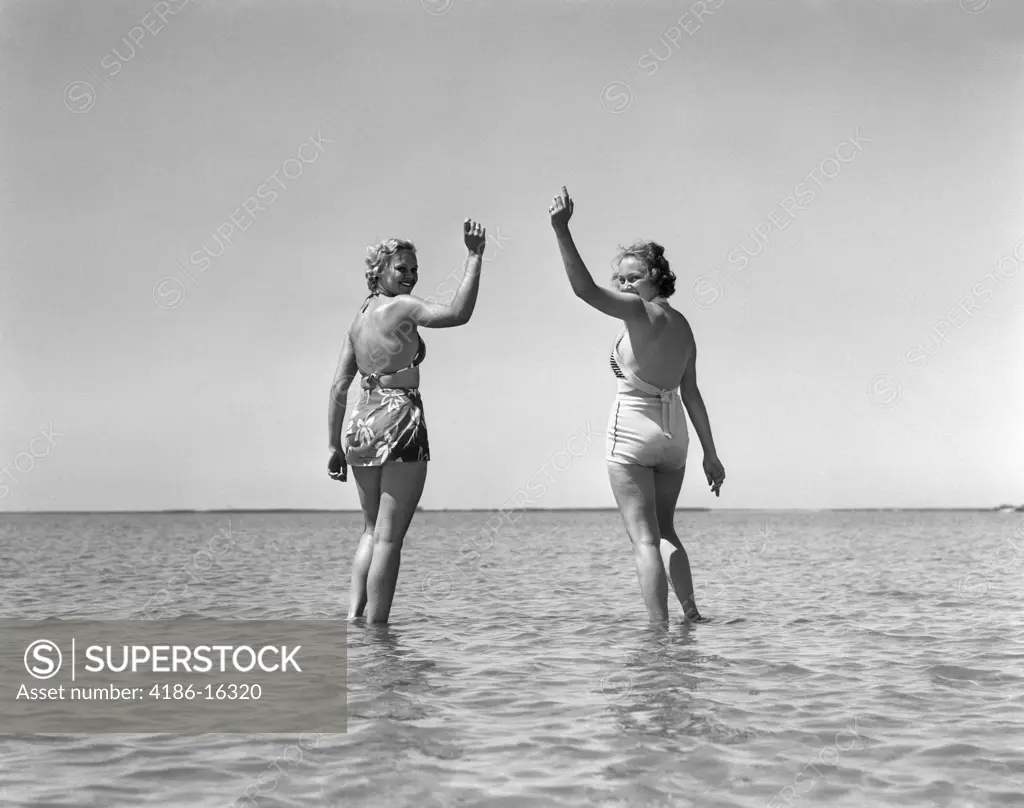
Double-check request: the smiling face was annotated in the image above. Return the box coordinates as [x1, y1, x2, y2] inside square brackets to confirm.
[378, 249, 418, 296]
[611, 256, 658, 301]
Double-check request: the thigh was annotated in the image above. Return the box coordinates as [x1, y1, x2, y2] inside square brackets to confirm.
[607, 462, 659, 547]
[653, 465, 686, 550]
[352, 466, 383, 530]
[375, 461, 428, 545]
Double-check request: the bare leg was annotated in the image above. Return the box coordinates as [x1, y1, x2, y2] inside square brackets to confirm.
[607, 462, 669, 623]
[365, 461, 428, 624]
[350, 466, 382, 619]
[654, 465, 702, 621]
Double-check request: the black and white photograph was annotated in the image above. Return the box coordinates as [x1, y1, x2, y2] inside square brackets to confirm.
[1, 0, 1022, 805]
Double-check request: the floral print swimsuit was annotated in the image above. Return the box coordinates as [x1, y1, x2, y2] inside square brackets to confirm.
[343, 296, 430, 467]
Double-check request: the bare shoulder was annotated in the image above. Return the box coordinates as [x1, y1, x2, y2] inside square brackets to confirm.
[664, 305, 695, 350]
[654, 302, 692, 334]
[346, 308, 362, 342]
[645, 300, 676, 326]
[374, 295, 418, 324]
[675, 308, 694, 339]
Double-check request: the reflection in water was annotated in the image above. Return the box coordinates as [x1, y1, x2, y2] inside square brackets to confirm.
[598, 624, 743, 802]
[605, 623, 702, 739]
[314, 621, 465, 806]
[350, 623, 437, 719]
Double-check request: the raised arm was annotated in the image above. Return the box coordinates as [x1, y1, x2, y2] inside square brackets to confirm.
[549, 186, 648, 321]
[327, 332, 358, 481]
[393, 219, 485, 328]
[679, 343, 726, 495]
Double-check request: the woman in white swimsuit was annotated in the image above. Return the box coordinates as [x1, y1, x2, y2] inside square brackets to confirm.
[549, 186, 726, 623]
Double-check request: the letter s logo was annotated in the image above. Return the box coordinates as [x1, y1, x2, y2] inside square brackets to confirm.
[24, 639, 63, 679]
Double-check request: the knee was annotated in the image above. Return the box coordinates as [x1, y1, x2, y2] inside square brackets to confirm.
[372, 526, 404, 549]
[628, 530, 660, 549]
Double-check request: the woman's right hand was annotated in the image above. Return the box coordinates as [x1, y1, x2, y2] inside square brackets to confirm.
[328, 446, 347, 483]
[549, 185, 574, 232]
[464, 218, 486, 256]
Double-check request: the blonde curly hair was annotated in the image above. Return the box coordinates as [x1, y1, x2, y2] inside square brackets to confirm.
[614, 240, 676, 298]
[365, 238, 416, 293]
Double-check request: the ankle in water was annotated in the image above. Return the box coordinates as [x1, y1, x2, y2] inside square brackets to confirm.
[682, 597, 702, 622]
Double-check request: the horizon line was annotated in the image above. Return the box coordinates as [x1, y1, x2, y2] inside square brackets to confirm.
[1, 507, 1022, 515]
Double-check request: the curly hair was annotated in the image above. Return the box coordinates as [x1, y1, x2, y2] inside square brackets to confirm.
[364, 238, 416, 293]
[614, 240, 676, 298]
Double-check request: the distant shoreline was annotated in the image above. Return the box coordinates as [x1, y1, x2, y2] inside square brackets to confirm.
[1, 507, 1021, 515]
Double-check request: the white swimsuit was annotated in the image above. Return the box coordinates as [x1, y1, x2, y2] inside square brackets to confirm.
[606, 328, 689, 471]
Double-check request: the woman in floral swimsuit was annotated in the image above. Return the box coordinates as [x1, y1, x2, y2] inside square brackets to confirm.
[327, 219, 487, 622]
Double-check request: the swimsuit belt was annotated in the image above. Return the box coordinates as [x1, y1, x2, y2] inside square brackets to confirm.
[360, 361, 416, 390]
[659, 390, 676, 440]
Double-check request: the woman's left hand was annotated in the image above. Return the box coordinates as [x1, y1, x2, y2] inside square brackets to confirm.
[703, 454, 725, 497]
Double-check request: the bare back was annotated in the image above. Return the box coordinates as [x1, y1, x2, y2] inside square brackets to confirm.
[617, 302, 695, 391]
[348, 295, 422, 388]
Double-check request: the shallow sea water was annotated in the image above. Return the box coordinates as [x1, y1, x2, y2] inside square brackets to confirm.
[0, 510, 1022, 807]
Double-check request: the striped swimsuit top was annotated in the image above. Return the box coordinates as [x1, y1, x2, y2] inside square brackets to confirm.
[609, 333, 626, 379]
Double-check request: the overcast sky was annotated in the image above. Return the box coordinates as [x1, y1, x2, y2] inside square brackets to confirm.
[1, 0, 1022, 511]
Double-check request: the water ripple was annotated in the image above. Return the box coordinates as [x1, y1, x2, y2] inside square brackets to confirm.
[0, 510, 1022, 806]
